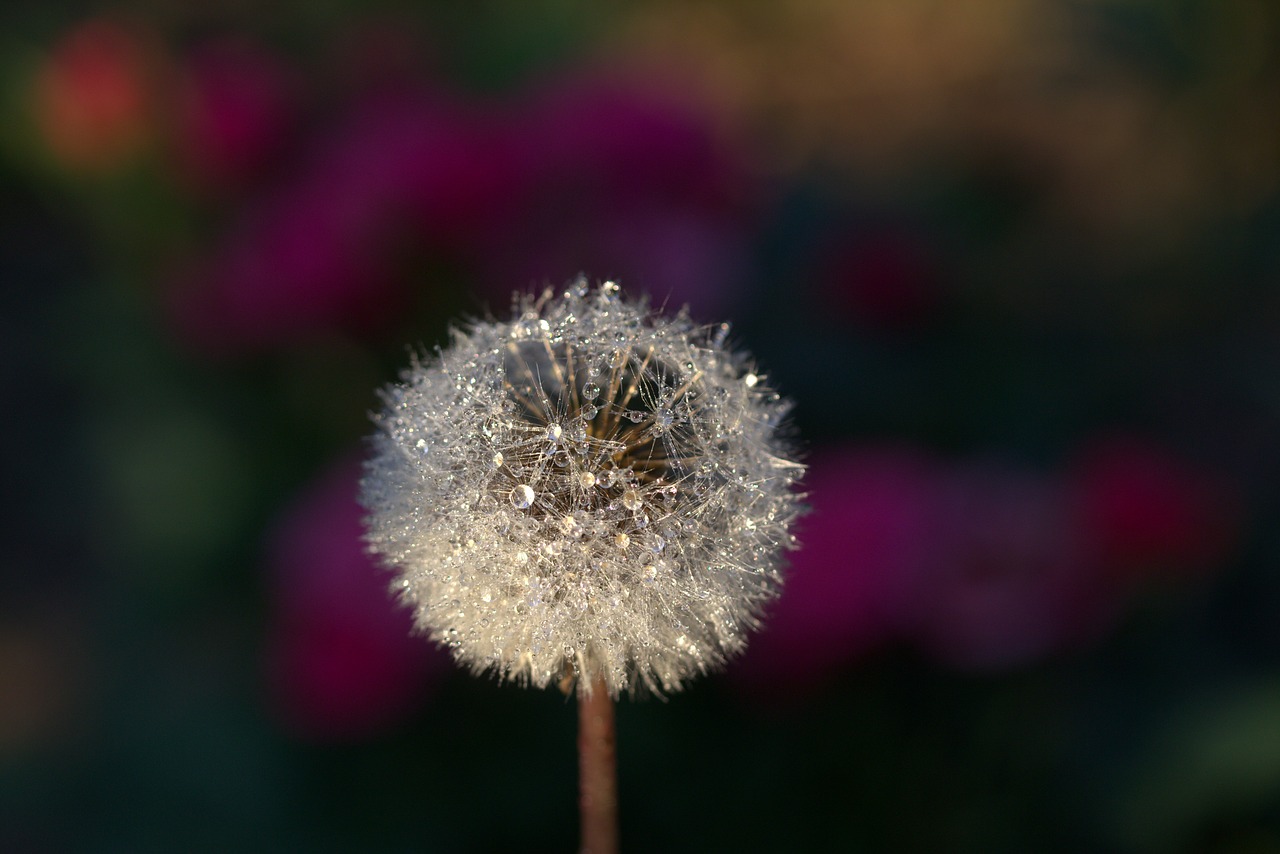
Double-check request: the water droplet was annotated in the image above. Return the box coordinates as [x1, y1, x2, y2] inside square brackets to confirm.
[744, 373, 759, 388]
[491, 451, 504, 468]
[553, 450, 571, 467]
[578, 472, 596, 489]
[626, 410, 645, 423]
[510, 484, 535, 509]
[567, 279, 588, 299]
[622, 489, 642, 511]
[582, 382, 601, 401]
[597, 468, 617, 488]
[580, 404, 599, 420]
[654, 409, 674, 430]
[415, 438, 429, 455]
[515, 551, 529, 564]
[546, 423, 563, 442]
[615, 533, 630, 549]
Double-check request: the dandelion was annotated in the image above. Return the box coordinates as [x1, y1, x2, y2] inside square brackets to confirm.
[360, 278, 803, 851]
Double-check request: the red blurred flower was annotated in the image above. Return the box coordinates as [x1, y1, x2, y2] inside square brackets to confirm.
[1070, 436, 1239, 582]
[32, 18, 154, 174]
[264, 458, 446, 741]
[735, 446, 936, 690]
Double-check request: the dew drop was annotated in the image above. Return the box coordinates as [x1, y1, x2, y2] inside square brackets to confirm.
[615, 533, 630, 549]
[578, 472, 596, 489]
[546, 423, 563, 442]
[625, 410, 645, 423]
[597, 468, 617, 488]
[622, 489, 642, 511]
[580, 404, 599, 420]
[415, 438, 429, 455]
[582, 382, 601, 401]
[744, 373, 759, 388]
[510, 484, 535, 509]
[491, 451, 504, 468]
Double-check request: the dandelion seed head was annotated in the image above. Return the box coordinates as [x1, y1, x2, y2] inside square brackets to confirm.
[360, 278, 805, 696]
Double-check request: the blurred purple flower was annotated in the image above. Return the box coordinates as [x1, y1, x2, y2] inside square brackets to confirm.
[904, 463, 1117, 671]
[735, 446, 936, 690]
[263, 458, 446, 741]
[171, 38, 296, 193]
[1069, 435, 1240, 583]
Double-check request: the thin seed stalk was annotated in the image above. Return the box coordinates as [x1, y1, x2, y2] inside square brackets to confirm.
[578, 677, 618, 854]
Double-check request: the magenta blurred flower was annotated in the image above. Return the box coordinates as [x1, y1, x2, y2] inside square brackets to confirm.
[171, 38, 296, 193]
[1070, 436, 1239, 582]
[264, 458, 446, 741]
[818, 226, 940, 328]
[904, 463, 1117, 671]
[735, 446, 936, 690]
[476, 71, 756, 318]
[171, 88, 513, 351]
[737, 436, 1240, 688]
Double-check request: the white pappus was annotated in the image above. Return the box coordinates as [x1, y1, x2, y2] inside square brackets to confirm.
[360, 278, 804, 697]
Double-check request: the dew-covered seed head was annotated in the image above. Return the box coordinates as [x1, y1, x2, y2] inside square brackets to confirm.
[360, 279, 805, 697]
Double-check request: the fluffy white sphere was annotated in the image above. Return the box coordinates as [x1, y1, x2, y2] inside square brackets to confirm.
[361, 280, 804, 696]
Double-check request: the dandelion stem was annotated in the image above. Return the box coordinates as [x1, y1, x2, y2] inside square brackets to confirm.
[578, 677, 618, 854]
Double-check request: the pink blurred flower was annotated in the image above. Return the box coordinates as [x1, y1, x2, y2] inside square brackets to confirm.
[1070, 436, 1239, 582]
[735, 446, 936, 690]
[264, 458, 446, 741]
[32, 18, 154, 174]
[171, 38, 296, 193]
[904, 463, 1117, 671]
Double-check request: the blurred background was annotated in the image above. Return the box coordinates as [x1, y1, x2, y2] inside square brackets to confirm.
[2, 1, 1279, 851]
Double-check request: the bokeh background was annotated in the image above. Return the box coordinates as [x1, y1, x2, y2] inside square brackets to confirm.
[3, 1, 1279, 851]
